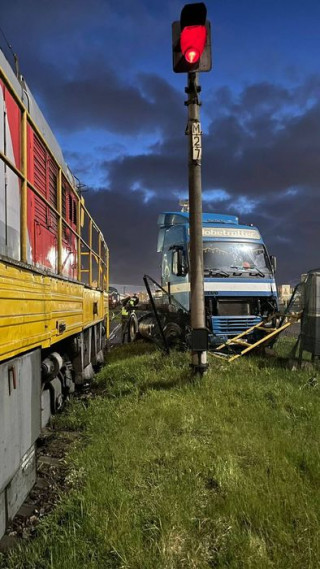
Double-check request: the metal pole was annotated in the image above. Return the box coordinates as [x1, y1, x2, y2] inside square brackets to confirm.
[186, 72, 208, 374]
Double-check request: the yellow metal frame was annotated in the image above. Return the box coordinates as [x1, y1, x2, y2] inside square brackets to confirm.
[209, 312, 302, 362]
[0, 61, 110, 362]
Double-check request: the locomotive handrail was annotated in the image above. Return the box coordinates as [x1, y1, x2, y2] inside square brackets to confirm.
[1, 148, 108, 288]
[0, 150, 107, 253]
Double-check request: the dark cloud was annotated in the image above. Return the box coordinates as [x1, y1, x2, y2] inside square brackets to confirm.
[245, 187, 320, 285]
[36, 61, 160, 134]
[210, 83, 293, 118]
[16, 55, 185, 138]
[104, 149, 186, 196]
[84, 188, 179, 285]
[202, 80, 320, 195]
[0, 0, 176, 110]
[81, 76, 320, 285]
[100, 77, 320, 198]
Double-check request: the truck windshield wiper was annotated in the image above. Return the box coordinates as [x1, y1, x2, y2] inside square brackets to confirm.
[249, 266, 265, 278]
[204, 267, 230, 277]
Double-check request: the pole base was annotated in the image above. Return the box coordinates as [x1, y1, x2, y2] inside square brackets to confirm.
[191, 349, 208, 375]
[190, 361, 208, 375]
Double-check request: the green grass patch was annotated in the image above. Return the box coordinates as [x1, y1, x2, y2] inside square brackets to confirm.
[1, 340, 320, 568]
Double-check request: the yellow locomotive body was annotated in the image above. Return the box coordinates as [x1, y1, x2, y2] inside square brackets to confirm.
[0, 261, 108, 361]
[0, 49, 109, 538]
[0, 260, 108, 361]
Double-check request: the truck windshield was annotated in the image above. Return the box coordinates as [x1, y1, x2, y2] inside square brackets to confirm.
[203, 241, 271, 275]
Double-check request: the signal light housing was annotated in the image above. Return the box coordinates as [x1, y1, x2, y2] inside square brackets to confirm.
[172, 2, 212, 73]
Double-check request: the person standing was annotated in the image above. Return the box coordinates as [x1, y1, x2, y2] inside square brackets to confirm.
[121, 295, 139, 343]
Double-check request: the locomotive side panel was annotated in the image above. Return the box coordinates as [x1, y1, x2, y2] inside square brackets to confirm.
[0, 261, 107, 362]
[0, 349, 41, 537]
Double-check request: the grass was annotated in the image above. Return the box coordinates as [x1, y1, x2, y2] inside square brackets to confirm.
[1, 338, 320, 568]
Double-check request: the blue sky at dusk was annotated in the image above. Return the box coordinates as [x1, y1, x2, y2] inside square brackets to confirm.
[1, 0, 320, 285]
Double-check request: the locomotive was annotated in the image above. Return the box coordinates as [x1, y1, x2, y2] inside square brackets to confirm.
[0, 49, 109, 539]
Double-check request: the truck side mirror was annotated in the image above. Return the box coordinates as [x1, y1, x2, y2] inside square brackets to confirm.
[270, 255, 277, 273]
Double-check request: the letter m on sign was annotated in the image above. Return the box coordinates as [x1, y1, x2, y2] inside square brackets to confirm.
[192, 122, 201, 134]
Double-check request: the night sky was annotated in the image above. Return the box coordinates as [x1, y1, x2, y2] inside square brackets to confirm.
[1, 0, 320, 286]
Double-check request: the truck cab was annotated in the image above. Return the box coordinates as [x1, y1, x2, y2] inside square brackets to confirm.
[157, 211, 277, 345]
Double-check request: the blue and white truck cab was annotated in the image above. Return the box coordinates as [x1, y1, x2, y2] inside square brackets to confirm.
[157, 211, 277, 345]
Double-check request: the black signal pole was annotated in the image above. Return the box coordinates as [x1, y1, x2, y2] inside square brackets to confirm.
[186, 72, 208, 374]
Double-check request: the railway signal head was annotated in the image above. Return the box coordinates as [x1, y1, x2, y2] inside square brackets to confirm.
[172, 2, 212, 73]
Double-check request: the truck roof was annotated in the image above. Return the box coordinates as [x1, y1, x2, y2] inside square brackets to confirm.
[158, 211, 239, 227]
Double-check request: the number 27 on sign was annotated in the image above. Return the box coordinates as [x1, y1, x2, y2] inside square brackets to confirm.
[192, 122, 202, 161]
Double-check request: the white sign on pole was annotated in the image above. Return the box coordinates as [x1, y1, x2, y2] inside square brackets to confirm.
[192, 122, 202, 161]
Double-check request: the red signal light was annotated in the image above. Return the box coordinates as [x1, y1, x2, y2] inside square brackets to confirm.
[172, 2, 212, 73]
[180, 25, 207, 64]
[185, 48, 199, 64]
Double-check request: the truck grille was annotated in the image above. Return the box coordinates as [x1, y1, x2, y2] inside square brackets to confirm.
[212, 315, 261, 337]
